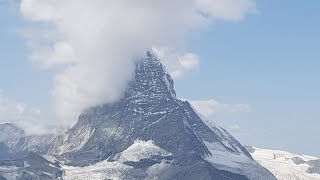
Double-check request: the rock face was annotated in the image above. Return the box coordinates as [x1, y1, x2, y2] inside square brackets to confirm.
[47, 51, 275, 179]
[0, 123, 55, 159]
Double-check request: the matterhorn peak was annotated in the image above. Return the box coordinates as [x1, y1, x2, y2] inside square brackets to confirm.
[45, 52, 276, 180]
[125, 50, 176, 102]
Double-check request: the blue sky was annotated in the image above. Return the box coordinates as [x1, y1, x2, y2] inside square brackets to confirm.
[1, 1, 320, 156]
[179, 0, 320, 156]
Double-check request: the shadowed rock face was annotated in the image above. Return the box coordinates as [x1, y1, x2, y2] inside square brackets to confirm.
[302, 158, 320, 174]
[291, 158, 320, 175]
[47, 52, 275, 179]
[0, 143, 11, 160]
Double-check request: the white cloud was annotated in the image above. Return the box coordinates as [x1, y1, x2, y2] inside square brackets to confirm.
[195, 0, 257, 21]
[153, 47, 200, 79]
[190, 99, 250, 132]
[0, 90, 51, 134]
[228, 123, 241, 131]
[20, 0, 256, 126]
[190, 99, 251, 118]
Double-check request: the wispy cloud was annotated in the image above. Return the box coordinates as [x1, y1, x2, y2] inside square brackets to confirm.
[153, 47, 200, 79]
[195, 0, 257, 21]
[0, 0, 19, 6]
[190, 99, 250, 132]
[20, 0, 256, 126]
[190, 99, 251, 118]
[0, 90, 52, 134]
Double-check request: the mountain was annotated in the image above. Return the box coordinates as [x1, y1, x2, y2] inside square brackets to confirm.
[246, 146, 320, 180]
[47, 51, 276, 180]
[0, 123, 56, 159]
[0, 152, 62, 180]
[0, 124, 60, 179]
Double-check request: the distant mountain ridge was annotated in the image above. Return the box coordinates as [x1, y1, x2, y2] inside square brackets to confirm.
[0, 123, 55, 159]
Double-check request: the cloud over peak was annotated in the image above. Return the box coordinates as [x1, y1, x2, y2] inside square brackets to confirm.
[20, 0, 256, 126]
[153, 47, 200, 79]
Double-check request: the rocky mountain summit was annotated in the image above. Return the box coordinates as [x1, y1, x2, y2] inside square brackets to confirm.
[46, 51, 276, 180]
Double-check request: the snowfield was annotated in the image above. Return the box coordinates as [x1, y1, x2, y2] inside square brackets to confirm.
[115, 139, 172, 163]
[62, 139, 173, 180]
[249, 146, 320, 180]
[62, 160, 132, 180]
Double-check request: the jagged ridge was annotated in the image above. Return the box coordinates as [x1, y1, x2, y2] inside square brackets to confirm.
[0, 123, 55, 159]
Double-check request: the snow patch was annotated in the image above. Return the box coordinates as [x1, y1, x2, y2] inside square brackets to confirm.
[115, 139, 172, 163]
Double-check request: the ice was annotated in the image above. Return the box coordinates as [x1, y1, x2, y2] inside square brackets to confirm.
[115, 139, 172, 163]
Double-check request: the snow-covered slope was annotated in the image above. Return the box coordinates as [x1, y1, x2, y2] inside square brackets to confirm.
[62, 139, 173, 180]
[246, 146, 320, 180]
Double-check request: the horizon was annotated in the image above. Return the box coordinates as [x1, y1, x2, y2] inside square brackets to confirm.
[1, 0, 320, 158]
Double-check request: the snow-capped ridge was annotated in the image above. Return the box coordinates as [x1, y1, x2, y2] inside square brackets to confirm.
[0, 123, 55, 156]
[247, 146, 320, 180]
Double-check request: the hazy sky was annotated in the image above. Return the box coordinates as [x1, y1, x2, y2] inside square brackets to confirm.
[1, 0, 319, 156]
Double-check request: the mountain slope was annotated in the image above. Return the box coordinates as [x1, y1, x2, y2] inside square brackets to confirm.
[0, 152, 62, 180]
[246, 146, 320, 180]
[0, 123, 56, 159]
[47, 51, 276, 179]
